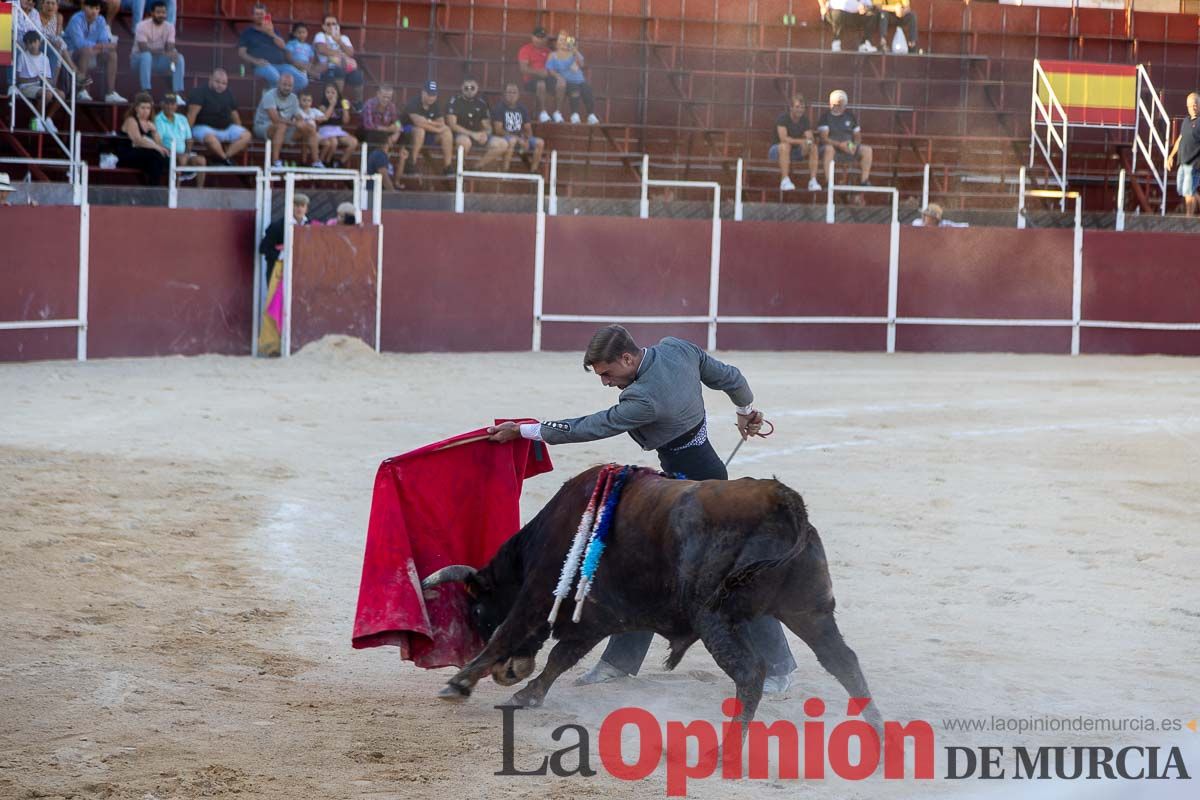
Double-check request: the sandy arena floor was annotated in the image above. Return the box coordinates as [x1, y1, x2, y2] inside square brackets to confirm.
[1, 337, 1198, 799]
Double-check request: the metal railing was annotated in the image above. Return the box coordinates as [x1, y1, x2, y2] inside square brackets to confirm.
[8, 6, 76, 160]
[1131, 64, 1170, 216]
[1029, 59, 1069, 210]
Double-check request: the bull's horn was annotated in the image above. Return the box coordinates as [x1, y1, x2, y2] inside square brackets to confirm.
[421, 565, 478, 588]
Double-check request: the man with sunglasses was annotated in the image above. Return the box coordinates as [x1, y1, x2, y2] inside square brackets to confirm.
[446, 77, 508, 170]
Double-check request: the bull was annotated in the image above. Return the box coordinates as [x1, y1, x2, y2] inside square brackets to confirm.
[422, 465, 880, 725]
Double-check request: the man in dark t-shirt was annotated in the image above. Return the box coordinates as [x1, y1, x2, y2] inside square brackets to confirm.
[401, 80, 455, 175]
[492, 82, 544, 172]
[770, 95, 820, 192]
[817, 88, 874, 186]
[1168, 92, 1200, 216]
[446, 76, 508, 169]
[185, 68, 252, 165]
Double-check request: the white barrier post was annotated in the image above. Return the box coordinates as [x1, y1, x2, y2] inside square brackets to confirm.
[454, 146, 465, 213]
[639, 153, 649, 219]
[282, 172, 295, 358]
[921, 162, 930, 211]
[734, 157, 744, 222]
[1017, 165, 1027, 229]
[373, 174, 384, 353]
[826, 160, 835, 223]
[887, 189, 900, 354]
[1115, 168, 1126, 231]
[168, 148, 178, 209]
[549, 150, 558, 216]
[1072, 194, 1083, 355]
[708, 183, 721, 350]
[77, 165, 89, 361]
[534, 177, 546, 351]
[252, 171, 264, 357]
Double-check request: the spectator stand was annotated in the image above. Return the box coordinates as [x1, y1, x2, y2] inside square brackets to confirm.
[5, 11, 79, 181]
[1030, 58, 1170, 214]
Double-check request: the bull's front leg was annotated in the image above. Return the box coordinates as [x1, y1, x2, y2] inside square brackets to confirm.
[440, 615, 548, 702]
[508, 634, 605, 708]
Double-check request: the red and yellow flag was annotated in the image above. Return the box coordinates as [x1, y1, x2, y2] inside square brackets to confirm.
[0, 2, 14, 68]
[1038, 60, 1136, 127]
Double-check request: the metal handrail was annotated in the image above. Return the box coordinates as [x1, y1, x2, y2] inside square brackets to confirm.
[9, 7, 77, 161]
[1131, 64, 1169, 216]
[1029, 59, 1069, 208]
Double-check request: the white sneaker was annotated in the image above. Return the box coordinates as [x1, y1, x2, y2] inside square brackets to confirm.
[780, 176, 796, 191]
[105, 91, 128, 103]
[312, 160, 326, 169]
[179, 171, 197, 182]
[272, 160, 284, 169]
[175, 95, 186, 107]
[807, 177, 822, 191]
[831, 39, 842, 52]
[586, 113, 600, 125]
[77, 89, 94, 102]
[858, 40, 878, 53]
[551, 111, 564, 123]
[43, 117, 58, 134]
[538, 110, 551, 123]
[569, 112, 581, 124]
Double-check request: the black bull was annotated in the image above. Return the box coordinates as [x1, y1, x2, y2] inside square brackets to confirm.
[422, 465, 880, 725]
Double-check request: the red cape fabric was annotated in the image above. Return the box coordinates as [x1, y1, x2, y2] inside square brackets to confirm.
[351, 424, 553, 668]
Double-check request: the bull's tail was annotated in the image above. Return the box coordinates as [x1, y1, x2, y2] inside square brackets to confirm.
[707, 483, 811, 612]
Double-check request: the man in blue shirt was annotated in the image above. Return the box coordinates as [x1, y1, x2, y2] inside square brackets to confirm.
[63, 0, 125, 103]
[237, 2, 308, 91]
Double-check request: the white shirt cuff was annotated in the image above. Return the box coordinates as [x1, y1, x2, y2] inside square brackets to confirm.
[519, 422, 543, 441]
[735, 404, 755, 416]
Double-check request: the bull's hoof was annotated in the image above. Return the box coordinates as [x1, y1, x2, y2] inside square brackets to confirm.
[507, 687, 544, 708]
[437, 682, 471, 702]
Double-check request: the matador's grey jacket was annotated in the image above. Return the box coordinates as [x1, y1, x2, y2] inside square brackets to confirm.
[539, 337, 753, 451]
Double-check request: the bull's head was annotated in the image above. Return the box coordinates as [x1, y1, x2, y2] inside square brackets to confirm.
[421, 565, 535, 687]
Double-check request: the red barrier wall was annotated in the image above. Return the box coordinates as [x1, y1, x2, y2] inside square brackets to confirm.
[4, 209, 1200, 361]
[87, 207, 255, 358]
[896, 227, 1075, 353]
[1080, 230, 1200, 355]
[291, 225, 380, 351]
[0, 206, 82, 361]
[378, 210, 535, 351]
[718, 221, 889, 350]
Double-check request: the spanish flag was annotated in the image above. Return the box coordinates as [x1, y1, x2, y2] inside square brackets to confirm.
[0, 2, 13, 68]
[1038, 60, 1136, 127]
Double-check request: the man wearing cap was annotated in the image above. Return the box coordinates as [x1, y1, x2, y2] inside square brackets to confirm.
[402, 81, 455, 176]
[517, 26, 560, 123]
[912, 202, 968, 228]
[818, 89, 873, 186]
[0, 173, 19, 206]
[447, 76, 509, 170]
[486, 324, 799, 693]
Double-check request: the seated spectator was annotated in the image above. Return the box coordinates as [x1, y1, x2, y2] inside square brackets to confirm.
[238, 2, 308, 91]
[361, 83, 401, 152]
[108, 0, 176, 28]
[878, 1, 919, 54]
[285, 22, 323, 84]
[366, 139, 406, 191]
[155, 91, 206, 186]
[446, 76, 508, 169]
[34, 0, 80, 86]
[336, 201, 358, 225]
[313, 15, 365, 109]
[546, 31, 599, 124]
[769, 94, 821, 192]
[253, 72, 321, 168]
[16, 30, 63, 135]
[820, 0, 878, 53]
[401, 81, 454, 176]
[117, 91, 170, 185]
[518, 26, 558, 123]
[295, 91, 328, 167]
[493, 81, 544, 173]
[131, 1, 184, 104]
[818, 89, 873, 186]
[186, 68, 252, 166]
[911, 202, 968, 228]
[316, 84, 359, 168]
[63, 0, 123, 102]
